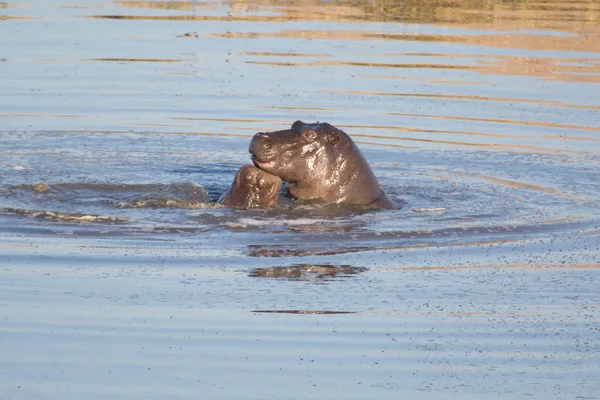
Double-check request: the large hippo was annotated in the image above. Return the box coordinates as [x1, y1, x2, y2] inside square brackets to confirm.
[249, 121, 395, 209]
[218, 165, 282, 208]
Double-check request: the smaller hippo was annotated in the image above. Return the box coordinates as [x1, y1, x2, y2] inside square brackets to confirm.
[249, 121, 395, 209]
[218, 165, 282, 208]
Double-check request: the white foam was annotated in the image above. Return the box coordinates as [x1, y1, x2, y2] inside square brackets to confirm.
[225, 217, 331, 228]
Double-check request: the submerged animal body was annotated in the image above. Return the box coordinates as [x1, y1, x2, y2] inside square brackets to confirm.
[249, 121, 395, 209]
[218, 165, 282, 208]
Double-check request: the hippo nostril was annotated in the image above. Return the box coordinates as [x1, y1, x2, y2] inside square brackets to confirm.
[249, 132, 277, 164]
[254, 132, 270, 141]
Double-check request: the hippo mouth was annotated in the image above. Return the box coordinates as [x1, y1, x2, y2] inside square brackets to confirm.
[250, 154, 276, 170]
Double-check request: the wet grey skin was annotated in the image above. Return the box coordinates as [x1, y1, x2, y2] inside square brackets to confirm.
[249, 121, 395, 209]
[218, 165, 282, 208]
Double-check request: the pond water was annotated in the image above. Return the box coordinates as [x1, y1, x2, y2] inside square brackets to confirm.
[1, 1, 599, 399]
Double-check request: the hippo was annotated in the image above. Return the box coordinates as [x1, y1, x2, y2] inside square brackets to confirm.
[218, 165, 282, 208]
[249, 121, 395, 209]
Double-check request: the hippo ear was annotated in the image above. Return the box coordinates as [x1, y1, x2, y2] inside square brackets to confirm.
[291, 120, 305, 129]
[326, 132, 340, 146]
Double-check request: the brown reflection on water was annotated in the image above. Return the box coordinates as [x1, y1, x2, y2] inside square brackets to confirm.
[247, 245, 369, 257]
[247, 237, 537, 259]
[249, 264, 368, 281]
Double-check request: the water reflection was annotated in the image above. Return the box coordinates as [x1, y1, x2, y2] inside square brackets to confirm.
[247, 245, 369, 257]
[2, 208, 130, 224]
[252, 310, 355, 314]
[118, 1, 208, 11]
[231, 33, 600, 81]
[249, 264, 368, 281]
[86, 58, 183, 63]
[113, 0, 600, 29]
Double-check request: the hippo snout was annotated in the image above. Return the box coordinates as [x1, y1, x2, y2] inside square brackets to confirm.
[249, 132, 276, 163]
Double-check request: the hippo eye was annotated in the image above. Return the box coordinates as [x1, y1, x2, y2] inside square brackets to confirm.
[257, 178, 266, 188]
[301, 128, 317, 143]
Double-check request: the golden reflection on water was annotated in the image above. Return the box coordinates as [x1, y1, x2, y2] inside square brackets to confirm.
[0, 16, 36, 20]
[478, 174, 583, 202]
[231, 35, 600, 83]
[93, 14, 276, 21]
[118, 1, 208, 11]
[239, 54, 600, 83]
[362, 136, 575, 154]
[360, 74, 488, 85]
[220, 28, 600, 53]
[343, 125, 520, 139]
[447, 170, 583, 201]
[115, 0, 600, 28]
[476, 55, 600, 83]
[324, 90, 600, 111]
[244, 59, 471, 70]
[388, 112, 600, 133]
[241, 51, 331, 58]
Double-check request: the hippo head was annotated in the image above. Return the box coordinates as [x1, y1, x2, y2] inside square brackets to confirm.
[221, 165, 282, 208]
[249, 121, 391, 207]
[249, 121, 343, 184]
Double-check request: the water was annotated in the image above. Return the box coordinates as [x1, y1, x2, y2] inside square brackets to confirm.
[1, 1, 599, 399]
